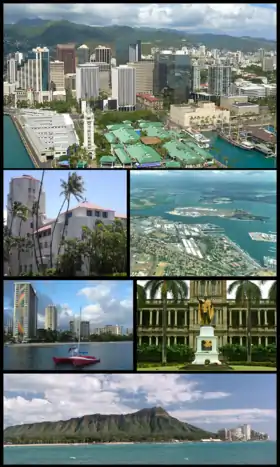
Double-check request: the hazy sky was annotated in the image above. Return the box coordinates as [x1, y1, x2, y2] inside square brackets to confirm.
[3, 4, 276, 39]
[131, 170, 276, 183]
[4, 280, 133, 329]
[3, 170, 127, 221]
[4, 374, 276, 439]
[137, 280, 275, 299]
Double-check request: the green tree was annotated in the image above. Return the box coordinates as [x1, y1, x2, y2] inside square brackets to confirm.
[227, 280, 262, 363]
[143, 280, 188, 365]
[16, 204, 29, 274]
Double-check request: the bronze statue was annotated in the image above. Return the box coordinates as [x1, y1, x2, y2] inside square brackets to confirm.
[197, 296, 215, 326]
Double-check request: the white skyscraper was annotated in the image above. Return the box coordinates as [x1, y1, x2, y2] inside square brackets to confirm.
[111, 65, 136, 111]
[242, 424, 251, 441]
[83, 103, 95, 158]
[191, 64, 201, 92]
[13, 283, 38, 339]
[7, 58, 17, 83]
[45, 305, 58, 331]
[76, 63, 100, 100]
[15, 51, 24, 65]
[208, 65, 232, 96]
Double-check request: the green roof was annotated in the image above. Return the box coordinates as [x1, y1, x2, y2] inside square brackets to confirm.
[165, 161, 181, 167]
[138, 121, 163, 128]
[112, 145, 132, 164]
[163, 141, 204, 165]
[125, 144, 161, 163]
[104, 132, 117, 143]
[112, 128, 140, 144]
[100, 156, 117, 163]
[76, 161, 87, 168]
[184, 142, 213, 161]
[106, 123, 133, 131]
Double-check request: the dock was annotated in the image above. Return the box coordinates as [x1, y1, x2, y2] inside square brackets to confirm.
[11, 115, 39, 168]
[249, 232, 277, 242]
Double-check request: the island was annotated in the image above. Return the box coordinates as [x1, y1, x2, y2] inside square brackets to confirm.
[166, 207, 270, 221]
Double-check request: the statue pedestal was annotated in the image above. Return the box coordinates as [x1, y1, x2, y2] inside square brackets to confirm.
[192, 326, 221, 365]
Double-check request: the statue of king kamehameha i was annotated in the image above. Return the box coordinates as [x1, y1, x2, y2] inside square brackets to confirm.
[197, 296, 215, 326]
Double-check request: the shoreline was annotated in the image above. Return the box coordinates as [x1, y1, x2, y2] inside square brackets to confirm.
[5, 341, 132, 347]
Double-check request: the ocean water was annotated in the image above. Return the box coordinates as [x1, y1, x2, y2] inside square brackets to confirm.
[207, 133, 276, 169]
[4, 442, 277, 465]
[4, 115, 34, 168]
[4, 342, 133, 371]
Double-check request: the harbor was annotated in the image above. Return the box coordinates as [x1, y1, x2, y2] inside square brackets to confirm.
[249, 232, 277, 242]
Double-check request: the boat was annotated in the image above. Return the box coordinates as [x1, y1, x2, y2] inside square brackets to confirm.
[217, 120, 254, 150]
[185, 129, 210, 148]
[253, 143, 274, 156]
[53, 308, 100, 367]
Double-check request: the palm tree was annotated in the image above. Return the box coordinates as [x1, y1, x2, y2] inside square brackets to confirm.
[144, 280, 188, 365]
[8, 201, 25, 236]
[56, 172, 85, 261]
[17, 204, 29, 274]
[35, 170, 45, 273]
[227, 280, 263, 363]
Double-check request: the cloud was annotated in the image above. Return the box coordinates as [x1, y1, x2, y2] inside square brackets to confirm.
[3, 4, 276, 39]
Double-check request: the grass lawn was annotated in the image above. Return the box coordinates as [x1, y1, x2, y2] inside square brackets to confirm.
[137, 365, 276, 372]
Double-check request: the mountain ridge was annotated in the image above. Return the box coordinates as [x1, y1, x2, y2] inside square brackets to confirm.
[4, 407, 216, 442]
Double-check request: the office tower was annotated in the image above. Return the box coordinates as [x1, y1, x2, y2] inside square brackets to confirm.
[7, 174, 46, 275]
[70, 319, 90, 339]
[13, 283, 38, 339]
[92, 62, 111, 92]
[191, 64, 201, 92]
[199, 45, 206, 56]
[76, 63, 100, 100]
[94, 45, 112, 64]
[77, 44, 90, 65]
[7, 58, 17, 83]
[262, 57, 274, 72]
[15, 51, 24, 66]
[112, 65, 136, 110]
[83, 103, 95, 157]
[153, 51, 192, 103]
[50, 60, 65, 91]
[242, 424, 251, 441]
[65, 73, 76, 92]
[127, 60, 154, 94]
[208, 65, 232, 96]
[45, 305, 58, 331]
[16, 47, 50, 97]
[259, 48, 265, 61]
[129, 40, 142, 62]
[57, 43, 76, 74]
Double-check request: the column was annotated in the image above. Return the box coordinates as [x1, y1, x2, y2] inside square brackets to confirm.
[184, 336, 187, 345]
[264, 311, 268, 326]
[155, 336, 158, 346]
[168, 311, 171, 326]
[229, 311, 232, 327]
[140, 311, 143, 326]
[189, 334, 194, 349]
[139, 336, 142, 345]
[167, 336, 171, 346]
[222, 334, 228, 346]
[156, 311, 159, 326]
[149, 336, 152, 345]
[258, 311, 260, 327]
[174, 336, 177, 345]
[240, 336, 242, 345]
[265, 337, 268, 347]
[239, 311, 242, 327]
[175, 311, 177, 326]
[184, 311, 188, 326]
[149, 311, 153, 326]
[258, 336, 261, 345]
[275, 312, 277, 326]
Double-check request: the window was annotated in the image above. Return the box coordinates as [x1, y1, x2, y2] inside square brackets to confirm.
[102, 211, 108, 218]
[44, 241, 48, 248]
[86, 210, 92, 217]
[95, 211, 100, 217]
[28, 188, 31, 193]
[30, 222, 33, 228]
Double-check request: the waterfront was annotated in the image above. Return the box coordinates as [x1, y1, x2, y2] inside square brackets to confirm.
[3, 342, 133, 370]
[4, 115, 34, 168]
[4, 441, 277, 465]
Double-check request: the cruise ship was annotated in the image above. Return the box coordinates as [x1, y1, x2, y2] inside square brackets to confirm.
[184, 129, 210, 148]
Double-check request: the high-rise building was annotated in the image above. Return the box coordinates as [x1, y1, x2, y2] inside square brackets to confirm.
[94, 46, 112, 64]
[83, 103, 95, 158]
[50, 60, 65, 91]
[242, 424, 251, 441]
[45, 305, 58, 331]
[13, 283, 38, 339]
[76, 63, 100, 100]
[207, 65, 232, 96]
[112, 65, 136, 110]
[57, 43, 76, 74]
[70, 319, 90, 339]
[128, 40, 141, 62]
[17, 47, 50, 98]
[153, 51, 192, 103]
[127, 60, 154, 94]
[191, 64, 201, 92]
[7, 58, 17, 83]
[262, 57, 274, 72]
[15, 51, 24, 66]
[77, 44, 90, 65]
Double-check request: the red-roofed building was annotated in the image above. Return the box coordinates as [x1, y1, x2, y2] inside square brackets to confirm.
[137, 93, 163, 110]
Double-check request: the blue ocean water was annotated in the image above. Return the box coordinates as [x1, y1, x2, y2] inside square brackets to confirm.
[4, 442, 277, 465]
[4, 115, 34, 168]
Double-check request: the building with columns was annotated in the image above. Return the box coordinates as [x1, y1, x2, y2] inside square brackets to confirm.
[137, 280, 276, 348]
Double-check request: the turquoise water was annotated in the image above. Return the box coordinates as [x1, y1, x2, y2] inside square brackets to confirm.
[4, 442, 277, 465]
[4, 115, 34, 168]
[207, 133, 276, 169]
[4, 342, 133, 371]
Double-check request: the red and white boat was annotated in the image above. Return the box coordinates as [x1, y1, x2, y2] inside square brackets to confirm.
[53, 307, 100, 367]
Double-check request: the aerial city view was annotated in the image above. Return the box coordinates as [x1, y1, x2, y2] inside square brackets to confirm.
[3, 170, 127, 277]
[136, 279, 277, 371]
[4, 280, 133, 370]
[3, 4, 276, 169]
[130, 170, 277, 277]
[3, 3, 277, 466]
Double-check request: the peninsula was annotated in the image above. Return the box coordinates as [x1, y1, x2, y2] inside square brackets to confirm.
[166, 207, 269, 221]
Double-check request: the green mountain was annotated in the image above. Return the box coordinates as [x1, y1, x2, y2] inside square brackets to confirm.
[4, 20, 276, 57]
[4, 407, 216, 443]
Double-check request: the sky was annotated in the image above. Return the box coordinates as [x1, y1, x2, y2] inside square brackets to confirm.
[3, 3, 276, 39]
[137, 280, 276, 299]
[3, 373, 277, 439]
[4, 280, 133, 329]
[131, 170, 277, 183]
[3, 170, 127, 222]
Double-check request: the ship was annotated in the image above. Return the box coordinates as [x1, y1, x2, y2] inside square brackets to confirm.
[253, 143, 274, 157]
[184, 129, 210, 148]
[217, 119, 254, 151]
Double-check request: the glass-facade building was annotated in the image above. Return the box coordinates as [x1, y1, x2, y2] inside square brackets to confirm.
[153, 52, 192, 104]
